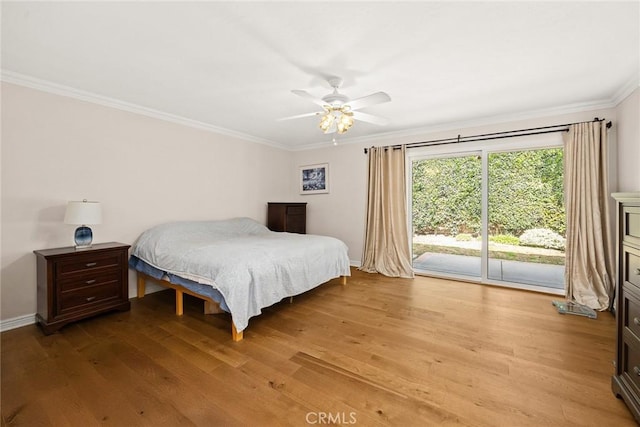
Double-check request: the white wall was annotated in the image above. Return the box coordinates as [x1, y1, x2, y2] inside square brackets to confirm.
[1, 82, 293, 322]
[288, 143, 369, 265]
[292, 108, 620, 267]
[615, 87, 640, 192]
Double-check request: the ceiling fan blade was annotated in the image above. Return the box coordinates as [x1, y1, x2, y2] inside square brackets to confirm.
[277, 111, 321, 121]
[291, 90, 327, 108]
[346, 91, 391, 110]
[352, 111, 389, 126]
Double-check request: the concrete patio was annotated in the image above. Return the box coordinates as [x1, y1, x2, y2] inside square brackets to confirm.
[413, 252, 564, 290]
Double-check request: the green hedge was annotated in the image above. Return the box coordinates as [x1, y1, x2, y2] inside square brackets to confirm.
[412, 148, 565, 237]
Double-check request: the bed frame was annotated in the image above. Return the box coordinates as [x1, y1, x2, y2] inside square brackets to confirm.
[136, 272, 347, 342]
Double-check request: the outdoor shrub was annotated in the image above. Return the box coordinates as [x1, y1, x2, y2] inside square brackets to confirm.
[519, 228, 565, 251]
[455, 233, 473, 242]
[490, 234, 520, 245]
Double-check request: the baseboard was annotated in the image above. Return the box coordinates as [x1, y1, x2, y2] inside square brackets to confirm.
[0, 313, 36, 332]
[350, 260, 361, 268]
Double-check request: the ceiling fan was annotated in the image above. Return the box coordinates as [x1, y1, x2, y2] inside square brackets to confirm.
[280, 76, 391, 135]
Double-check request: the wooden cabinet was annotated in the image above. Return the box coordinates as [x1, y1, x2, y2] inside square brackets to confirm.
[612, 192, 640, 423]
[34, 242, 130, 334]
[267, 202, 307, 234]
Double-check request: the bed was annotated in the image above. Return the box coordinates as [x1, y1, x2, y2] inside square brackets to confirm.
[129, 217, 351, 341]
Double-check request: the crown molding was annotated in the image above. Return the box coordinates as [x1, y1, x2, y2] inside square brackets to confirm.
[611, 73, 640, 105]
[4, 69, 636, 153]
[0, 70, 289, 151]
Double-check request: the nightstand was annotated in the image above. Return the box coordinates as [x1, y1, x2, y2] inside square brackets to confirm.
[34, 242, 131, 334]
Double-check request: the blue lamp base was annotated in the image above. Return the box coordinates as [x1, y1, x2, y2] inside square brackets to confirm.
[74, 225, 93, 249]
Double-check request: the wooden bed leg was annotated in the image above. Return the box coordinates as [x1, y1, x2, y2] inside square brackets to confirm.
[137, 274, 146, 298]
[232, 323, 243, 342]
[341, 275, 347, 286]
[176, 289, 184, 316]
[204, 300, 224, 314]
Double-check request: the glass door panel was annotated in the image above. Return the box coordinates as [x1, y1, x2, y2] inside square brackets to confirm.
[487, 149, 565, 290]
[412, 154, 482, 278]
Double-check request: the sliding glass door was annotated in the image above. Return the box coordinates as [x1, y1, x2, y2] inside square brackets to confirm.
[412, 153, 482, 279]
[410, 140, 565, 293]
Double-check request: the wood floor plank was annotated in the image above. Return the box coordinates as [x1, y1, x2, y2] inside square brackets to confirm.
[2, 268, 635, 426]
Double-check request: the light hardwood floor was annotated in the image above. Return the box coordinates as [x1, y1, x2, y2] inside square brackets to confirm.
[1, 268, 635, 426]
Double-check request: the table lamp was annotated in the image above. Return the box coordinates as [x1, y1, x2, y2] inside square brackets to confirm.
[64, 200, 102, 248]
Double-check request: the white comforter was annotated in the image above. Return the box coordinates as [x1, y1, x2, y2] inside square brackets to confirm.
[131, 217, 351, 332]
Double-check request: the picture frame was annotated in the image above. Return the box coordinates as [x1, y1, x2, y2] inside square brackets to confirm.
[299, 163, 329, 194]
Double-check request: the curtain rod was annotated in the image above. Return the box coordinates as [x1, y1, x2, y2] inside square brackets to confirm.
[363, 118, 612, 154]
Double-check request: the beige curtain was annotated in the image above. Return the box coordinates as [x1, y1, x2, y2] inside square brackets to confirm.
[360, 146, 414, 278]
[563, 121, 614, 310]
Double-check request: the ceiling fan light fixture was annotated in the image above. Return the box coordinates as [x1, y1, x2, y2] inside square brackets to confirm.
[319, 111, 335, 133]
[336, 111, 354, 134]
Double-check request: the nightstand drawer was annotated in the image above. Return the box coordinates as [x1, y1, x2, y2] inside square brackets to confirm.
[625, 246, 640, 289]
[59, 269, 121, 292]
[59, 282, 121, 313]
[56, 252, 121, 278]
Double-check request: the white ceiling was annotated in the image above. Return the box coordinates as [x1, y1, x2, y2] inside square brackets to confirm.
[2, 1, 639, 150]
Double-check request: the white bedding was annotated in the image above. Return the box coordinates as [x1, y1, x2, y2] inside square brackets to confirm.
[131, 217, 351, 332]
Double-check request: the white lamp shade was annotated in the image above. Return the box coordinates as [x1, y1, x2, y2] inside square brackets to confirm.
[64, 201, 102, 225]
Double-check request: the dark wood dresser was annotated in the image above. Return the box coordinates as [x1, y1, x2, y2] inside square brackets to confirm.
[267, 202, 307, 234]
[612, 192, 640, 422]
[34, 242, 131, 334]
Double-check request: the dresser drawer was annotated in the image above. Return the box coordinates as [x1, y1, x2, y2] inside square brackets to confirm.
[622, 330, 640, 397]
[286, 215, 306, 233]
[624, 284, 640, 340]
[59, 282, 121, 313]
[287, 205, 306, 216]
[624, 245, 640, 289]
[623, 206, 640, 246]
[56, 252, 122, 278]
[59, 269, 121, 292]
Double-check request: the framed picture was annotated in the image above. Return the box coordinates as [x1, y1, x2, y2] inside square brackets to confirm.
[299, 163, 329, 194]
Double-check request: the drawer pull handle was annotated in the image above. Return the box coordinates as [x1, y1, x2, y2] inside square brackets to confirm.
[634, 366, 640, 376]
[85, 279, 96, 285]
[86, 296, 96, 302]
[85, 262, 97, 267]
